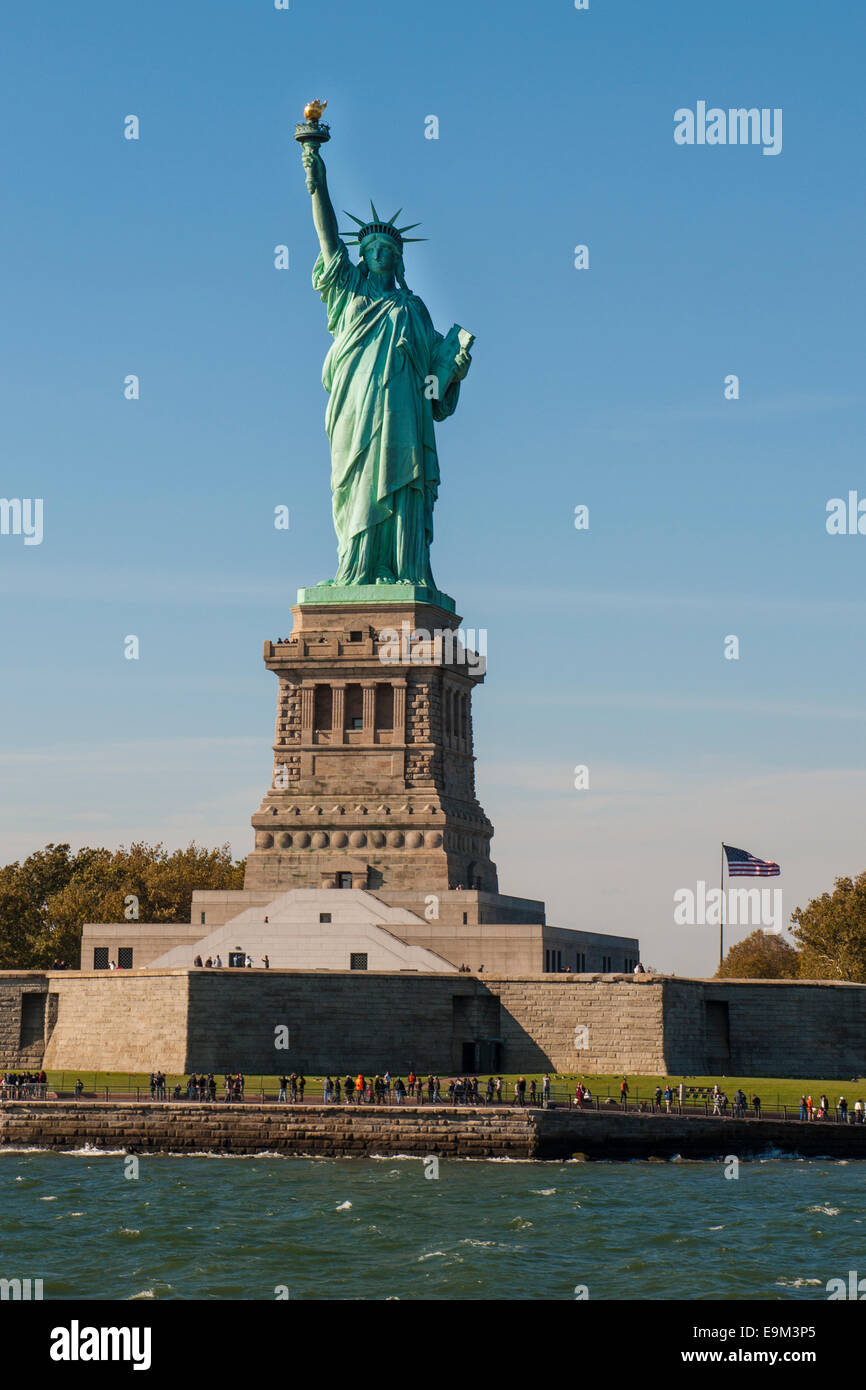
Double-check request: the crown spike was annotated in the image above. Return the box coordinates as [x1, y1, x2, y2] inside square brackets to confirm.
[387, 209, 402, 226]
[396, 222, 421, 234]
[370, 200, 380, 221]
[343, 210, 366, 226]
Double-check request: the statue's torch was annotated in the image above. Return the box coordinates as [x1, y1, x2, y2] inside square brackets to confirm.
[295, 99, 330, 192]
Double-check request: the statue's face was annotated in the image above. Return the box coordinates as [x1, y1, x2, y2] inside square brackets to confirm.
[361, 235, 399, 276]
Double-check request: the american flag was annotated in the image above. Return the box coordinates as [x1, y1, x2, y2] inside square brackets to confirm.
[723, 844, 780, 877]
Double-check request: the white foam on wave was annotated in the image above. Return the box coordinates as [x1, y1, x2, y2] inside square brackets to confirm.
[59, 1146, 127, 1157]
[808, 1205, 840, 1215]
[335, 1200, 352, 1210]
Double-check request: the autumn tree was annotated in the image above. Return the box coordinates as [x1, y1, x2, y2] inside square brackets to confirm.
[0, 842, 245, 969]
[715, 928, 800, 979]
[790, 871, 866, 982]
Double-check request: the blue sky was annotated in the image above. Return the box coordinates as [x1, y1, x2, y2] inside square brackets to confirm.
[1, 0, 864, 973]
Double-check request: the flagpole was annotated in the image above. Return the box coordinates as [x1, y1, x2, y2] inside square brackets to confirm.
[720, 842, 725, 967]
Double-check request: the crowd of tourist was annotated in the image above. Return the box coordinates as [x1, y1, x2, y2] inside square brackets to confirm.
[797, 1093, 865, 1123]
[1, 1071, 48, 1099]
[144, 1072, 247, 1101]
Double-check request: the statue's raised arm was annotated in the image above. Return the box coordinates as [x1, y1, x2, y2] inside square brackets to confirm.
[295, 100, 339, 263]
[302, 144, 340, 263]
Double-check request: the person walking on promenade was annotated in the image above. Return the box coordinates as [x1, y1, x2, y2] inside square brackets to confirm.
[653, 1085, 662, 1112]
[433, 1076, 441, 1103]
[323, 1076, 332, 1103]
[620, 1077, 629, 1106]
[838, 1096, 848, 1123]
[355, 1073, 365, 1105]
[712, 1090, 723, 1116]
[495, 1076, 503, 1105]
[752, 1094, 761, 1118]
[799, 1095, 807, 1121]
[289, 1072, 298, 1103]
[663, 1085, 672, 1114]
[820, 1094, 829, 1120]
[529, 1079, 537, 1105]
[806, 1094, 813, 1120]
[542, 1074, 551, 1107]
[298, 1075, 306, 1103]
[395, 1076, 406, 1104]
[517, 1076, 527, 1106]
[278, 1075, 288, 1102]
[854, 1099, 863, 1124]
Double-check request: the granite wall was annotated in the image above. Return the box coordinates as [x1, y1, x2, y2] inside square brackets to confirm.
[3, 969, 866, 1080]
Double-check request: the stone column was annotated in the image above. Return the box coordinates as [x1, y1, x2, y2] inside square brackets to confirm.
[300, 685, 314, 739]
[332, 684, 345, 745]
[362, 682, 376, 738]
[393, 680, 406, 738]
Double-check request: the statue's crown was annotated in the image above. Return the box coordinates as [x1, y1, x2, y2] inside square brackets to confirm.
[340, 201, 425, 249]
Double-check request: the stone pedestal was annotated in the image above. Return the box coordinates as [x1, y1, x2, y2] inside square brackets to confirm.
[245, 598, 498, 894]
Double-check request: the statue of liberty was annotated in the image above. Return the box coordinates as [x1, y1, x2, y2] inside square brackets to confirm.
[297, 103, 473, 594]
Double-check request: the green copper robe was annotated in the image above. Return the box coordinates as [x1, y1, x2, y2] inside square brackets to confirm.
[313, 241, 461, 586]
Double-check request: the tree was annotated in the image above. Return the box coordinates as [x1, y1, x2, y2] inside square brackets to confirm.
[790, 871, 866, 982]
[715, 929, 800, 979]
[0, 842, 246, 969]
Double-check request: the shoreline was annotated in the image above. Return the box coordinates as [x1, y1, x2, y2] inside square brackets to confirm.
[2, 1101, 865, 1160]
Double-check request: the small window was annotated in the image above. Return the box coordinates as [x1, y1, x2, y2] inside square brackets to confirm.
[337, 872, 352, 889]
[462, 912, 468, 925]
[349, 630, 362, 641]
[350, 953, 368, 971]
[345, 683, 363, 730]
[602, 955, 612, 972]
[319, 912, 332, 923]
[200, 912, 206, 925]
[314, 684, 333, 730]
[118, 947, 133, 969]
[93, 947, 109, 970]
[576, 952, 586, 972]
[375, 684, 394, 730]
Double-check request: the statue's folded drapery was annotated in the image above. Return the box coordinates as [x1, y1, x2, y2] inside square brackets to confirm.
[313, 242, 460, 586]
